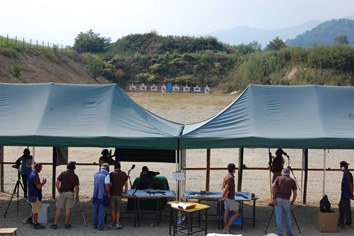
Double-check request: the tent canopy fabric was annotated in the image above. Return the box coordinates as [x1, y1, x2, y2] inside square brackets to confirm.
[180, 84, 354, 149]
[0, 83, 183, 149]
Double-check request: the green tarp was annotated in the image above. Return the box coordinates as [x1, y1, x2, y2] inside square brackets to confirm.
[0, 83, 183, 149]
[180, 84, 354, 149]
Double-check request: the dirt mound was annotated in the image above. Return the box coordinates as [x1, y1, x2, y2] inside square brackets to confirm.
[0, 50, 102, 84]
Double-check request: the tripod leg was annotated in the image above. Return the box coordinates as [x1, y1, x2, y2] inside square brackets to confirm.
[4, 181, 20, 218]
[264, 206, 275, 234]
[78, 201, 87, 227]
[291, 209, 301, 234]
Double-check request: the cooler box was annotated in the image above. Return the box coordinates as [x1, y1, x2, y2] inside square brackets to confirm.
[318, 210, 337, 232]
[38, 203, 50, 224]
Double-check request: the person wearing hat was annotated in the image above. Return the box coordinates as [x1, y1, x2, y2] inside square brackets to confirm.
[92, 162, 110, 230]
[338, 160, 354, 228]
[50, 161, 80, 229]
[271, 167, 297, 236]
[98, 149, 116, 166]
[269, 148, 286, 183]
[14, 148, 33, 198]
[221, 163, 240, 234]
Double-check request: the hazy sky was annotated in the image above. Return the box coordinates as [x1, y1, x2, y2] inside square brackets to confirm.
[1, 0, 353, 46]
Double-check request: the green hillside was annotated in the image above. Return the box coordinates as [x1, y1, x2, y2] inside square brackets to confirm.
[287, 19, 354, 47]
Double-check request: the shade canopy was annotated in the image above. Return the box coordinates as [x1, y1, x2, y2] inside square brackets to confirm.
[180, 84, 354, 149]
[0, 83, 183, 149]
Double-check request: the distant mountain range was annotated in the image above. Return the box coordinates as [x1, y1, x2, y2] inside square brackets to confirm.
[206, 15, 354, 48]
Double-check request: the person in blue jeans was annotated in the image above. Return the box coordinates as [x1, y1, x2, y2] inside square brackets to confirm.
[338, 160, 354, 228]
[271, 168, 297, 236]
[92, 163, 110, 230]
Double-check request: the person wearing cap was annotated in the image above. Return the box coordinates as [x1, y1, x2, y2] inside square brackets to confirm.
[15, 148, 33, 198]
[98, 149, 116, 166]
[27, 162, 47, 229]
[338, 160, 354, 228]
[50, 161, 80, 229]
[271, 167, 297, 236]
[92, 162, 111, 230]
[269, 148, 286, 183]
[221, 163, 240, 234]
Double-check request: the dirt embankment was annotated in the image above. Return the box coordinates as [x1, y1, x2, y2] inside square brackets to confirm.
[0, 50, 103, 84]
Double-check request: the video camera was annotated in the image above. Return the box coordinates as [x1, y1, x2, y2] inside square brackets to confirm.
[12, 164, 19, 169]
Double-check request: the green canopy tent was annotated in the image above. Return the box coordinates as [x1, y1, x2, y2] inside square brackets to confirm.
[180, 84, 354, 203]
[0, 83, 184, 198]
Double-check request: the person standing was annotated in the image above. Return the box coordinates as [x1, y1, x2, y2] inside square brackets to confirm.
[270, 148, 286, 183]
[107, 163, 128, 229]
[271, 167, 297, 236]
[27, 162, 46, 229]
[221, 163, 240, 234]
[15, 148, 33, 198]
[92, 162, 110, 230]
[338, 161, 354, 228]
[50, 161, 80, 229]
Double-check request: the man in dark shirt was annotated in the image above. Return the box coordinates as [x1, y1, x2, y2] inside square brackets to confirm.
[28, 163, 47, 229]
[15, 148, 33, 198]
[107, 163, 128, 229]
[138, 166, 160, 189]
[50, 161, 80, 229]
[338, 160, 354, 228]
[271, 167, 297, 236]
[98, 149, 116, 166]
[270, 148, 286, 183]
[221, 163, 240, 234]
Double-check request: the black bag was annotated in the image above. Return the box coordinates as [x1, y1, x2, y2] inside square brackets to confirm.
[320, 195, 332, 212]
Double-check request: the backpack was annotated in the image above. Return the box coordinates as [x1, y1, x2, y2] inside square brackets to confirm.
[320, 195, 332, 212]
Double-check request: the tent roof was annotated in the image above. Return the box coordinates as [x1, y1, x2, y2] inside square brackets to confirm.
[0, 83, 183, 149]
[180, 84, 354, 149]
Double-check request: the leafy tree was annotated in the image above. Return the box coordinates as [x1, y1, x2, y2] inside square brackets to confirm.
[73, 30, 111, 53]
[234, 41, 262, 55]
[334, 34, 349, 45]
[266, 37, 287, 51]
[83, 53, 113, 78]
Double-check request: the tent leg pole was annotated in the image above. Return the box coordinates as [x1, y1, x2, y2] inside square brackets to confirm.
[206, 149, 210, 191]
[303, 149, 308, 204]
[0, 146, 4, 192]
[52, 153, 57, 200]
[237, 148, 244, 192]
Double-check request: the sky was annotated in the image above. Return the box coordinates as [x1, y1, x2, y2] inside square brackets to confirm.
[1, 0, 353, 46]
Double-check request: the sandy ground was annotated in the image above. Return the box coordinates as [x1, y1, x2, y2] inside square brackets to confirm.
[1, 92, 354, 235]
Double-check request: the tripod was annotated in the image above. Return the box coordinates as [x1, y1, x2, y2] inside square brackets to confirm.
[4, 168, 24, 218]
[264, 204, 301, 235]
[286, 155, 302, 196]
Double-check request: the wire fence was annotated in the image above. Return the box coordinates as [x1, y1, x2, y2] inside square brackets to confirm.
[0, 34, 72, 52]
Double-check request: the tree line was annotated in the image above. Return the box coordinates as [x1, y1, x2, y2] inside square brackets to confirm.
[72, 30, 354, 92]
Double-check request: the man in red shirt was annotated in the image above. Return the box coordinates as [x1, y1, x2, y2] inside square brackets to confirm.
[271, 167, 297, 236]
[107, 163, 128, 229]
[222, 163, 240, 234]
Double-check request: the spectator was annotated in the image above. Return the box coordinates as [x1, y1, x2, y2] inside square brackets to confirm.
[92, 163, 110, 230]
[107, 163, 128, 229]
[338, 161, 354, 228]
[222, 163, 240, 234]
[271, 167, 297, 236]
[50, 161, 80, 229]
[27, 163, 47, 229]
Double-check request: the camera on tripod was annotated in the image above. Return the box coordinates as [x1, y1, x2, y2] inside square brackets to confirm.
[12, 164, 19, 169]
